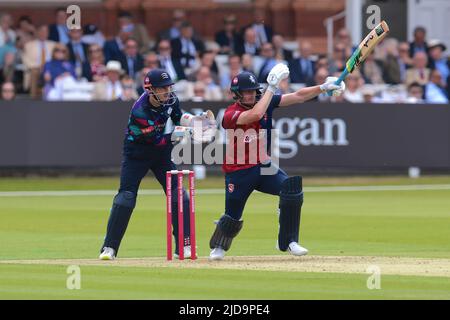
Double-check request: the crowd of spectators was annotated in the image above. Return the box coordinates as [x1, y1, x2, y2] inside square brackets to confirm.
[0, 8, 448, 104]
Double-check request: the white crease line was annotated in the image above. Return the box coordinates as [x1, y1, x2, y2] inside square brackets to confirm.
[0, 184, 449, 197]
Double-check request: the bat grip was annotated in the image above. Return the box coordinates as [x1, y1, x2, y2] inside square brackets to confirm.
[326, 69, 349, 96]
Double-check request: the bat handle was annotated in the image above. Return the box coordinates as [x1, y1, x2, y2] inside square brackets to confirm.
[326, 69, 349, 96]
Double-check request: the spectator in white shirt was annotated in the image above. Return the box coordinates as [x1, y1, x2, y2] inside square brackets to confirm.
[92, 60, 124, 101]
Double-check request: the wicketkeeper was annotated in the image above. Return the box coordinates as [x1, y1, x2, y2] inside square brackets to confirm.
[209, 63, 346, 260]
[99, 69, 215, 260]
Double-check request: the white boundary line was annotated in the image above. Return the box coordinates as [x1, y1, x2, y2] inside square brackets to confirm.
[0, 184, 449, 197]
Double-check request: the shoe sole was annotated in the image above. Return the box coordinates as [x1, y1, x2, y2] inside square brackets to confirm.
[209, 255, 224, 261]
[288, 250, 308, 257]
[99, 255, 115, 260]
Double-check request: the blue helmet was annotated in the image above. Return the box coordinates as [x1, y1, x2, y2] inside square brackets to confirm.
[143, 69, 177, 106]
[143, 69, 175, 89]
[230, 71, 262, 105]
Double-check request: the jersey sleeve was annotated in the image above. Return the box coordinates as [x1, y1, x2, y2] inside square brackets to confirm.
[222, 108, 243, 129]
[269, 94, 282, 111]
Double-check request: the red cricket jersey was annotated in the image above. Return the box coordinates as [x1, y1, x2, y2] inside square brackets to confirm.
[221, 95, 282, 173]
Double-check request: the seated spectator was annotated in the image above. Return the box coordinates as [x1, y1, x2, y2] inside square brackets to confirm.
[405, 51, 431, 86]
[215, 15, 240, 55]
[235, 27, 259, 56]
[244, 9, 273, 47]
[187, 50, 220, 85]
[85, 43, 106, 82]
[409, 26, 428, 58]
[0, 13, 17, 68]
[272, 34, 293, 62]
[329, 42, 346, 74]
[0, 13, 16, 46]
[241, 53, 255, 74]
[103, 27, 132, 63]
[360, 52, 384, 84]
[22, 24, 55, 97]
[82, 24, 105, 47]
[406, 82, 424, 103]
[220, 54, 242, 90]
[312, 67, 330, 102]
[427, 39, 449, 86]
[190, 66, 222, 101]
[121, 75, 138, 101]
[383, 41, 413, 84]
[343, 70, 364, 103]
[315, 55, 329, 73]
[15, 16, 36, 50]
[424, 69, 448, 104]
[1, 47, 17, 85]
[159, 9, 186, 41]
[118, 11, 150, 55]
[136, 66, 151, 96]
[119, 38, 144, 80]
[256, 42, 278, 83]
[144, 51, 161, 69]
[67, 28, 90, 79]
[289, 39, 315, 85]
[92, 60, 124, 101]
[41, 44, 75, 85]
[48, 8, 69, 44]
[1, 81, 15, 100]
[335, 28, 354, 58]
[191, 81, 207, 102]
[171, 21, 205, 72]
[42, 44, 76, 99]
[156, 39, 185, 81]
[361, 85, 376, 103]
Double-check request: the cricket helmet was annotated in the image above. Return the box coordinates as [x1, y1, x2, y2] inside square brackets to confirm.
[230, 71, 262, 106]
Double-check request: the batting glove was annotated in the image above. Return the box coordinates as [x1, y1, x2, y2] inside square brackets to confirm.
[319, 76, 346, 96]
[267, 63, 290, 94]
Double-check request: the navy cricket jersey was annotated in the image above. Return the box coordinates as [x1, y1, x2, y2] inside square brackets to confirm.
[126, 92, 182, 146]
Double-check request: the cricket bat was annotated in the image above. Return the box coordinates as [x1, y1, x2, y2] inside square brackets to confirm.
[327, 20, 390, 96]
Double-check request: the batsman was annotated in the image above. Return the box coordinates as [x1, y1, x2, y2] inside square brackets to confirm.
[209, 63, 346, 260]
[99, 69, 215, 260]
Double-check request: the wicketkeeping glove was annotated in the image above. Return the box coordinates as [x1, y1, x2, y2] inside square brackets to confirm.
[179, 110, 217, 143]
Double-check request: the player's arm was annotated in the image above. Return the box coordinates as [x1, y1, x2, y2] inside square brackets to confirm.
[236, 90, 274, 125]
[279, 78, 345, 107]
[237, 63, 290, 125]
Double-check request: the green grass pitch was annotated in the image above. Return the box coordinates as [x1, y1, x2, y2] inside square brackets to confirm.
[0, 175, 449, 299]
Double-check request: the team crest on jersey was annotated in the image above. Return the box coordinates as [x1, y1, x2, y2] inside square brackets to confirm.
[161, 72, 169, 79]
[232, 77, 238, 85]
[249, 74, 256, 83]
[228, 183, 234, 193]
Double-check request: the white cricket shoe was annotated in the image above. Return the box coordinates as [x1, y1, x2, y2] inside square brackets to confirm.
[287, 242, 308, 256]
[99, 247, 116, 260]
[209, 247, 225, 261]
[174, 246, 192, 259]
